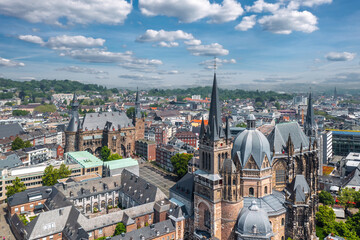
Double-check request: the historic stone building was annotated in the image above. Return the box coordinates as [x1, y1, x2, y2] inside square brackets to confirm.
[170, 74, 319, 240]
[65, 92, 145, 157]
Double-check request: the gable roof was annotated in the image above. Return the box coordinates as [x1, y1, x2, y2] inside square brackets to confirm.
[268, 122, 309, 154]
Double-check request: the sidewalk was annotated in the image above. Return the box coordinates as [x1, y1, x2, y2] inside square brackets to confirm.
[0, 203, 15, 240]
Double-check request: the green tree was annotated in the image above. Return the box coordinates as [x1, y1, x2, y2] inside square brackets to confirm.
[275, 101, 281, 110]
[101, 146, 111, 161]
[42, 164, 71, 186]
[319, 190, 335, 206]
[170, 153, 193, 179]
[108, 153, 123, 160]
[12, 110, 30, 116]
[236, 122, 246, 128]
[126, 107, 135, 119]
[6, 177, 26, 197]
[346, 211, 360, 236]
[316, 205, 336, 228]
[11, 137, 32, 150]
[113, 222, 126, 236]
[337, 188, 355, 212]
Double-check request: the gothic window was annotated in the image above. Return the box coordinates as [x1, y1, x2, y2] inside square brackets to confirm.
[276, 170, 286, 183]
[281, 218, 284, 226]
[204, 210, 211, 228]
[225, 152, 228, 158]
[233, 179, 236, 185]
[249, 187, 254, 197]
[264, 186, 268, 194]
[218, 154, 221, 171]
[228, 176, 231, 185]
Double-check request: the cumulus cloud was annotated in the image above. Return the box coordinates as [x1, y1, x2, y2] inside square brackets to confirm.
[0, 57, 25, 67]
[157, 42, 179, 48]
[235, 15, 257, 31]
[325, 52, 356, 61]
[258, 9, 318, 34]
[136, 29, 194, 42]
[61, 48, 133, 63]
[199, 58, 236, 69]
[46, 35, 105, 49]
[184, 39, 202, 46]
[0, 0, 132, 26]
[118, 74, 163, 81]
[56, 66, 108, 75]
[18, 35, 44, 44]
[187, 43, 229, 56]
[139, 0, 243, 23]
[245, 0, 279, 13]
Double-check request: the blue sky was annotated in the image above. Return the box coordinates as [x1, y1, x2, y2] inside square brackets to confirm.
[0, 0, 359, 89]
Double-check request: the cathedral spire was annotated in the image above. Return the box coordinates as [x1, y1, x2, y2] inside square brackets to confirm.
[304, 91, 317, 137]
[200, 117, 206, 139]
[207, 73, 224, 141]
[135, 87, 141, 119]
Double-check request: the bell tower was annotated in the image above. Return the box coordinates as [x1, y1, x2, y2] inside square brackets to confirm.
[194, 73, 232, 239]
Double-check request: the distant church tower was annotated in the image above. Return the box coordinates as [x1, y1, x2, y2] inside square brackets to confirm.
[304, 92, 317, 138]
[65, 93, 79, 152]
[133, 88, 145, 141]
[194, 73, 232, 239]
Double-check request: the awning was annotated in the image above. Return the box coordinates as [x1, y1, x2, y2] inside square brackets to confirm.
[330, 186, 340, 192]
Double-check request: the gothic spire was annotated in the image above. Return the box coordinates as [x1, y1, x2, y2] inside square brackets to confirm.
[200, 117, 206, 139]
[208, 73, 224, 141]
[225, 116, 231, 141]
[304, 91, 317, 137]
[135, 87, 141, 119]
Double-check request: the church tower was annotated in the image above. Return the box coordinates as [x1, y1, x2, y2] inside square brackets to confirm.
[194, 73, 232, 239]
[304, 92, 317, 138]
[133, 88, 145, 141]
[65, 93, 79, 152]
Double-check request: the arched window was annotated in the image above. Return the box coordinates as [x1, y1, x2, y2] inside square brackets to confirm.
[204, 210, 211, 228]
[281, 237, 284, 240]
[281, 218, 285, 226]
[249, 187, 254, 197]
[208, 153, 211, 170]
[218, 154, 221, 171]
[264, 186, 268, 194]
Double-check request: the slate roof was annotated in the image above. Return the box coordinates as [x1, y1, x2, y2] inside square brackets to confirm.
[268, 122, 309, 154]
[80, 112, 133, 131]
[169, 173, 194, 202]
[286, 175, 310, 203]
[0, 123, 24, 138]
[343, 165, 360, 187]
[243, 191, 286, 216]
[222, 158, 237, 173]
[7, 186, 54, 207]
[110, 219, 176, 240]
[232, 128, 272, 169]
[0, 153, 23, 169]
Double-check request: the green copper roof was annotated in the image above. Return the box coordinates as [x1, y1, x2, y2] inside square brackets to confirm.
[104, 158, 138, 170]
[67, 151, 103, 168]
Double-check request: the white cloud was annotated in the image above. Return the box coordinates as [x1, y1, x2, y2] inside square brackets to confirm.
[61, 48, 133, 63]
[187, 43, 229, 56]
[157, 41, 179, 48]
[139, 0, 243, 23]
[158, 70, 180, 75]
[56, 66, 108, 75]
[235, 15, 257, 31]
[295, 0, 332, 7]
[46, 35, 105, 49]
[245, 0, 279, 13]
[258, 9, 318, 34]
[119, 58, 163, 72]
[325, 52, 356, 61]
[0, 57, 25, 67]
[0, 0, 132, 26]
[18, 35, 44, 44]
[136, 29, 194, 42]
[184, 39, 202, 46]
[200, 58, 236, 69]
[118, 74, 163, 81]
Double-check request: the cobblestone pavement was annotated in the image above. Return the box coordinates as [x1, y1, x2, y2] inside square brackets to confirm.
[139, 164, 177, 198]
[0, 203, 15, 240]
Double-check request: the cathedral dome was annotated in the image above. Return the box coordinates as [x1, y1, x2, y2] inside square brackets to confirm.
[236, 201, 273, 237]
[231, 114, 271, 169]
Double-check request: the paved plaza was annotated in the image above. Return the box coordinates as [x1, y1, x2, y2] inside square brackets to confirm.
[139, 164, 177, 197]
